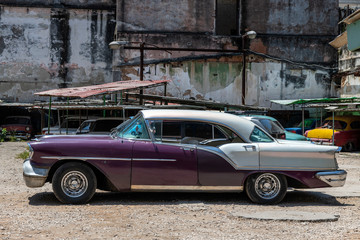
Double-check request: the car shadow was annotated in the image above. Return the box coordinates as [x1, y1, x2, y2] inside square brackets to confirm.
[28, 190, 350, 207]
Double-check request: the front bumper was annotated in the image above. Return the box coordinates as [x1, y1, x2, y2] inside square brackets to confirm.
[23, 159, 49, 188]
[315, 170, 347, 187]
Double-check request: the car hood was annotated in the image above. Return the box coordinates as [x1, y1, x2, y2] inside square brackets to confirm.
[35, 134, 112, 142]
[307, 128, 339, 139]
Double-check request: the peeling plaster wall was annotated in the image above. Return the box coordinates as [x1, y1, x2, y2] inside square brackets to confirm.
[122, 58, 334, 109]
[0, 5, 115, 102]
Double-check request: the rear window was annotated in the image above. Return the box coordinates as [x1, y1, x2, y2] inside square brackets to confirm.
[250, 127, 273, 142]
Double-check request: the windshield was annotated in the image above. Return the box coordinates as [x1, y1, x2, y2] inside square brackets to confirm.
[5, 117, 30, 125]
[250, 127, 274, 142]
[257, 119, 284, 133]
[110, 115, 149, 139]
[296, 119, 319, 128]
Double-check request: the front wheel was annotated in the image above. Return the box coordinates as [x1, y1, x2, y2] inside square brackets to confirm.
[245, 173, 287, 204]
[52, 162, 97, 204]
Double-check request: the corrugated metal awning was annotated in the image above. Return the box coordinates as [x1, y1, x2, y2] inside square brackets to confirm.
[35, 80, 170, 98]
[329, 31, 348, 49]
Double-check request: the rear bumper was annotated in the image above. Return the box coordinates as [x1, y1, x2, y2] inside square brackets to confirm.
[315, 170, 347, 187]
[23, 159, 49, 188]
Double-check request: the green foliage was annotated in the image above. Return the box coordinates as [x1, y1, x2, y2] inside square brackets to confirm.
[17, 149, 30, 160]
[0, 128, 7, 142]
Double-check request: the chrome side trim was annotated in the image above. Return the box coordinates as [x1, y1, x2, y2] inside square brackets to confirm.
[260, 166, 337, 171]
[41, 156, 131, 161]
[132, 158, 177, 162]
[131, 185, 243, 192]
[316, 170, 347, 187]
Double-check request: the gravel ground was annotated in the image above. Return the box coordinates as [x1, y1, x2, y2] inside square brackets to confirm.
[0, 142, 359, 240]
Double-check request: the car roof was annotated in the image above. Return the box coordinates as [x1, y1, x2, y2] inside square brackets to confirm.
[5, 116, 31, 119]
[140, 109, 258, 142]
[238, 115, 277, 121]
[325, 115, 360, 122]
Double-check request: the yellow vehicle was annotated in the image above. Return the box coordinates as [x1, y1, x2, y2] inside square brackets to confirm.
[305, 116, 360, 151]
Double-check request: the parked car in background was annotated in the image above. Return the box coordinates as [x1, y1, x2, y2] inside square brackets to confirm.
[305, 116, 360, 151]
[0, 116, 33, 140]
[42, 117, 87, 135]
[238, 115, 309, 141]
[24, 110, 346, 205]
[76, 118, 125, 135]
[286, 118, 321, 135]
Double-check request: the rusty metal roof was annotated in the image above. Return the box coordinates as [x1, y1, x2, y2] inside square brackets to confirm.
[35, 80, 170, 98]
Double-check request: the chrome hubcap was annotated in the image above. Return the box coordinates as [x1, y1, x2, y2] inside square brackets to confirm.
[254, 173, 280, 199]
[61, 171, 88, 198]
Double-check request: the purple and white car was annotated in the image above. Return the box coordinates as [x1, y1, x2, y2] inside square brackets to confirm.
[23, 110, 347, 204]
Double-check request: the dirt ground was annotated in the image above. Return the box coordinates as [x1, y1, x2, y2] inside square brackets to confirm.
[0, 142, 359, 240]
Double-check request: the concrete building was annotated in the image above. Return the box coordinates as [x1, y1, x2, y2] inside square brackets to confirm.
[0, 0, 116, 102]
[0, 0, 339, 109]
[112, 0, 339, 108]
[331, 1, 360, 98]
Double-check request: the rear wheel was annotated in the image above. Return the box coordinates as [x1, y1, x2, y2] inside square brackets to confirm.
[343, 142, 354, 152]
[245, 173, 287, 204]
[52, 162, 97, 204]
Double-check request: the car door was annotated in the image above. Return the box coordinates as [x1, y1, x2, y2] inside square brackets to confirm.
[130, 119, 198, 188]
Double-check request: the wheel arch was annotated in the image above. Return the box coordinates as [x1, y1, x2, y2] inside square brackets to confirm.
[243, 171, 307, 189]
[47, 159, 117, 191]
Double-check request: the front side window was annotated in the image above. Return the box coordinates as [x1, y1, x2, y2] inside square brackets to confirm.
[250, 127, 273, 143]
[120, 116, 150, 140]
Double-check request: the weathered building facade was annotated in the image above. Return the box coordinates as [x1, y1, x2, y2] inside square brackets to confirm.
[113, 0, 339, 108]
[331, 1, 360, 98]
[0, 0, 116, 102]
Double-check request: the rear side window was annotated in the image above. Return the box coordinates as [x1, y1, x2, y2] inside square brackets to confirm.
[250, 127, 273, 142]
[350, 121, 360, 129]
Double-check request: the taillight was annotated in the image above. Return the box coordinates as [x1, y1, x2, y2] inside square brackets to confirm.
[280, 133, 286, 139]
[290, 130, 296, 133]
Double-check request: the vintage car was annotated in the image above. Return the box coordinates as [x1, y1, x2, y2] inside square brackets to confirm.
[305, 116, 360, 151]
[23, 110, 346, 205]
[76, 118, 125, 135]
[42, 117, 88, 135]
[286, 118, 321, 135]
[239, 115, 309, 141]
[0, 116, 33, 140]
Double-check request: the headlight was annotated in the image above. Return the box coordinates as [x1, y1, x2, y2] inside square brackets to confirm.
[26, 127, 30, 131]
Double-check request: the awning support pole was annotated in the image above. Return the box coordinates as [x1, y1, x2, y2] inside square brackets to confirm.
[48, 96, 52, 134]
[332, 111, 335, 146]
[66, 97, 69, 134]
[302, 105, 305, 135]
[115, 93, 118, 117]
[103, 95, 106, 117]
